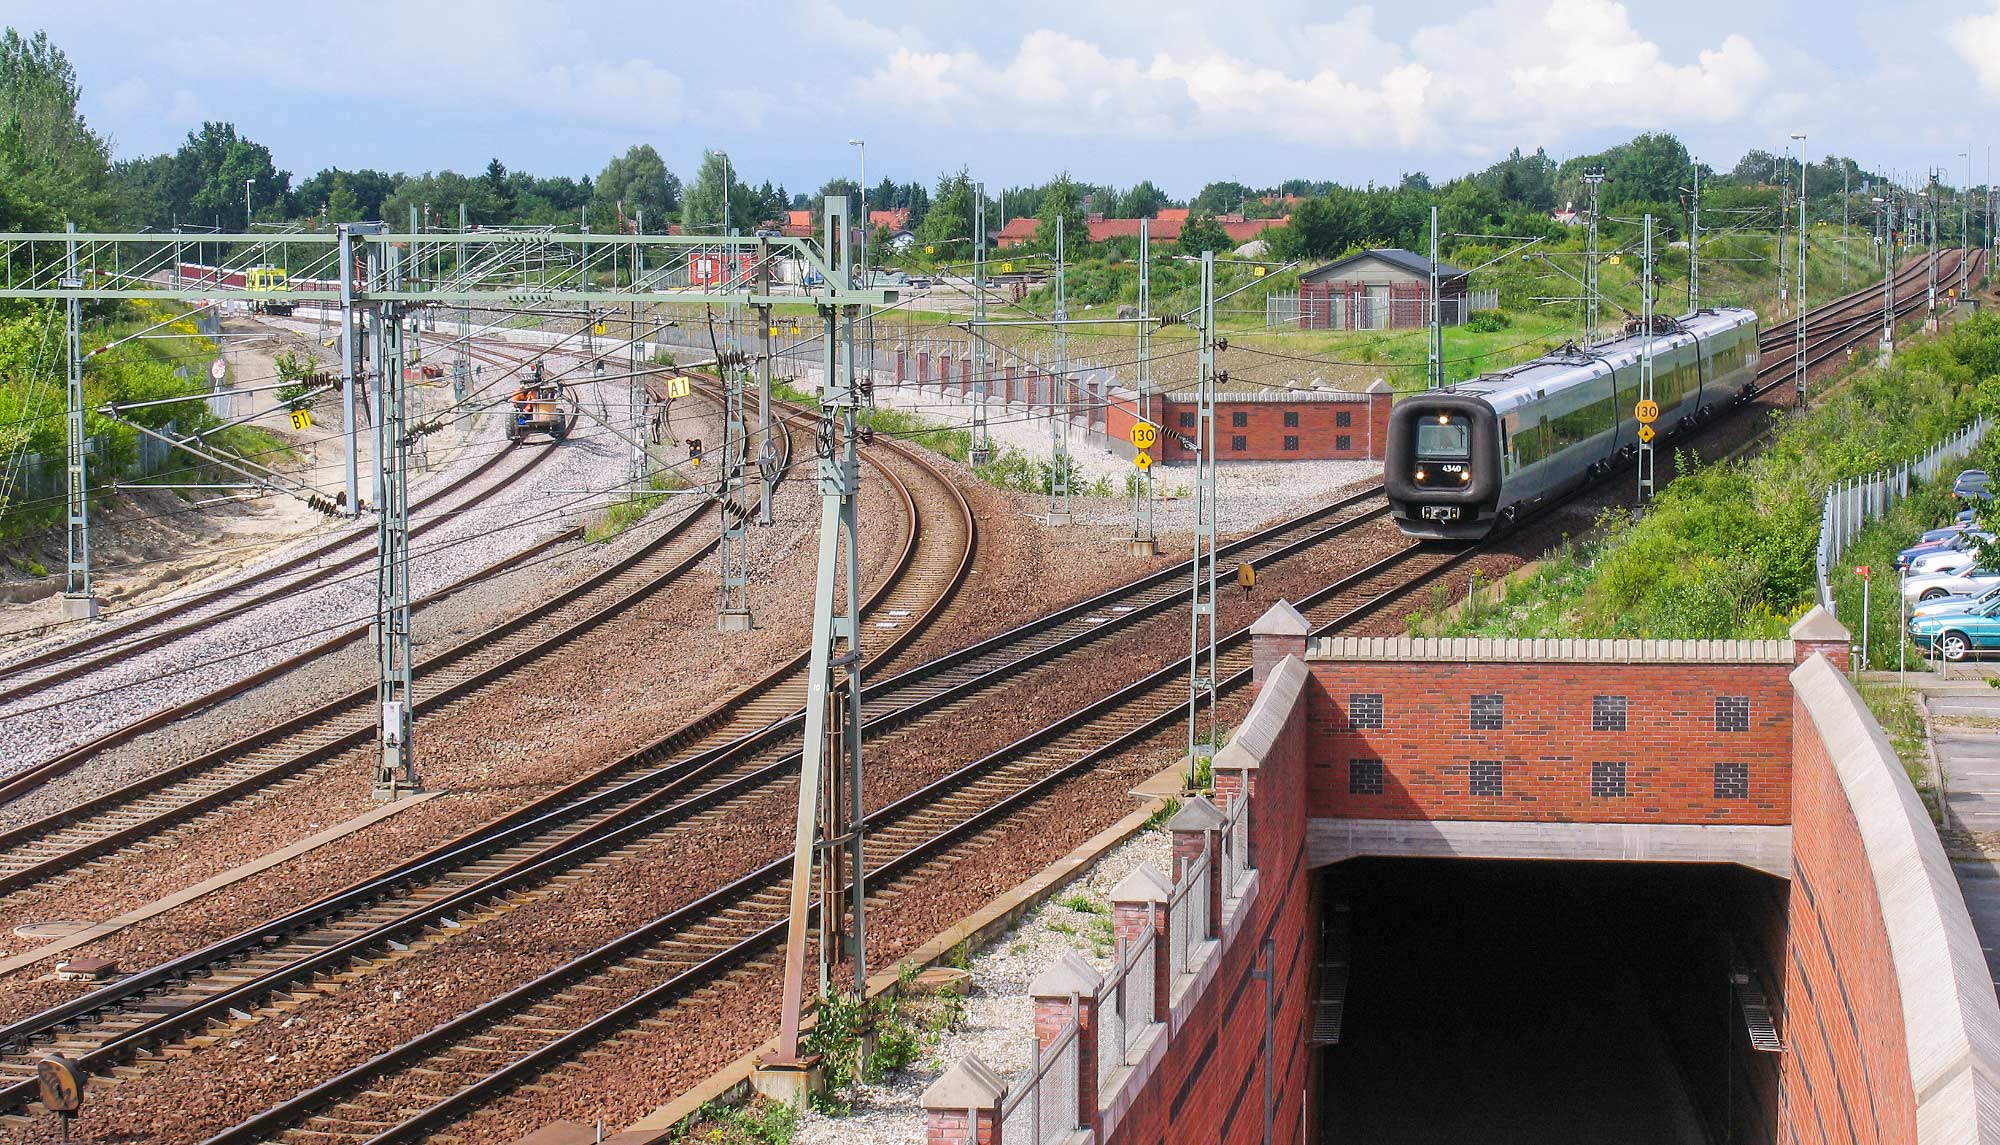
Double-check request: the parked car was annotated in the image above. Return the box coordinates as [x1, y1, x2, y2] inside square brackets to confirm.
[1910, 594, 2000, 661]
[1899, 524, 1974, 569]
[1904, 566, 2000, 605]
[1905, 531, 1994, 576]
[1955, 469, 1992, 501]
[1911, 582, 2000, 619]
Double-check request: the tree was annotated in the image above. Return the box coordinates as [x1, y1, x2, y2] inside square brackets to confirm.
[1192, 181, 1251, 215]
[1118, 180, 1167, 218]
[1034, 173, 1090, 251]
[682, 152, 760, 234]
[0, 28, 111, 227]
[1177, 211, 1232, 255]
[590, 144, 678, 233]
[1270, 191, 1361, 260]
[918, 167, 975, 254]
[325, 174, 361, 223]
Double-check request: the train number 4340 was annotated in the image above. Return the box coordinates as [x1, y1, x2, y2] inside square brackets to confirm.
[1420, 505, 1462, 522]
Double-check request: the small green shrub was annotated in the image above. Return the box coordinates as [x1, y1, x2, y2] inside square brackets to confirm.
[1465, 309, 1511, 333]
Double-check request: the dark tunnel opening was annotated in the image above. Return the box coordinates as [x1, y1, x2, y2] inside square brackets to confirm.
[1314, 857, 1787, 1144]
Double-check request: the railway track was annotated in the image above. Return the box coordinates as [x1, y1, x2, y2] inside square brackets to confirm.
[181, 259, 1999, 1142]
[0, 476, 1391, 1124]
[0, 438, 555, 718]
[199, 539, 1480, 1145]
[0, 258, 1981, 1137]
[0, 375, 766, 901]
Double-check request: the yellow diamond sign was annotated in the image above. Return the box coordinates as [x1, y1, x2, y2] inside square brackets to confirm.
[1637, 423, 1656, 444]
[1133, 450, 1153, 471]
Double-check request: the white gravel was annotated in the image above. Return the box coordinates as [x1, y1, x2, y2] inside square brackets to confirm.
[793, 825, 1174, 1145]
[0, 334, 644, 779]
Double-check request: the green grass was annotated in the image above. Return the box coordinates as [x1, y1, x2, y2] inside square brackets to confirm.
[1426, 313, 2000, 640]
[583, 471, 691, 543]
[674, 1099, 797, 1144]
[1857, 680, 1934, 797]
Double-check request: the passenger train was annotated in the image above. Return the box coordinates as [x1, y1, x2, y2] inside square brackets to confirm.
[1384, 307, 1760, 540]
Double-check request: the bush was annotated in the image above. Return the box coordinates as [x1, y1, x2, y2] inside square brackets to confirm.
[1465, 309, 1511, 333]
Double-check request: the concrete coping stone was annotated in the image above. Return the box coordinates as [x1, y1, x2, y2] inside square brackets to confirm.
[1110, 861, 1175, 905]
[920, 1054, 1009, 1111]
[1367, 379, 1393, 393]
[1214, 654, 1310, 773]
[1141, 387, 1372, 404]
[1789, 604, 1852, 643]
[1248, 599, 1311, 638]
[1029, 949, 1105, 999]
[1791, 654, 2000, 1140]
[1304, 635, 1792, 664]
[1168, 795, 1225, 832]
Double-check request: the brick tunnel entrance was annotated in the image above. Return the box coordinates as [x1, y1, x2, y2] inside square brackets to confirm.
[1314, 857, 1785, 1144]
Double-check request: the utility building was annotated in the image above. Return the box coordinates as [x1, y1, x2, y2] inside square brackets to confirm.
[1295, 248, 1473, 331]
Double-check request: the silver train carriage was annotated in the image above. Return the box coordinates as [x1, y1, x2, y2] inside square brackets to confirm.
[1384, 307, 1760, 540]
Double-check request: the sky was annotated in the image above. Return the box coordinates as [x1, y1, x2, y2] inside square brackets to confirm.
[7, 0, 1999, 197]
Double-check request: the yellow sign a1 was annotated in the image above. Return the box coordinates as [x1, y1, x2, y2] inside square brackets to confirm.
[667, 375, 693, 399]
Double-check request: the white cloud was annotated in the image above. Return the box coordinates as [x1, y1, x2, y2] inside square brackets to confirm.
[1955, 1, 2000, 94]
[852, 0, 1768, 159]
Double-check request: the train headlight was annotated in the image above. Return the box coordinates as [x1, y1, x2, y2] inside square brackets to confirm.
[1415, 467, 1427, 481]
[1437, 413, 1450, 424]
[1459, 470, 1471, 482]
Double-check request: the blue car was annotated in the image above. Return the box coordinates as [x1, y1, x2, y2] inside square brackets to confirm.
[1955, 469, 1992, 502]
[1911, 595, 2000, 661]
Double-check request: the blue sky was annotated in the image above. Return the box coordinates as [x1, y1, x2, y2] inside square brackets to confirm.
[7, 0, 1998, 196]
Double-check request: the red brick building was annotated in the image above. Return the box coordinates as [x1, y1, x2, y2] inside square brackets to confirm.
[926, 604, 2000, 1145]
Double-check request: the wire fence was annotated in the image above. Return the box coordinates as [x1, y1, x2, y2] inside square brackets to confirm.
[1816, 416, 1992, 611]
[1265, 288, 1498, 330]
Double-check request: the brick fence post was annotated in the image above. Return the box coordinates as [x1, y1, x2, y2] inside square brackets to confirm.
[895, 343, 907, 385]
[1029, 951, 1103, 1132]
[921, 1055, 1007, 1145]
[1249, 600, 1310, 687]
[1367, 379, 1392, 460]
[1170, 796, 1226, 940]
[1004, 364, 1019, 406]
[1790, 604, 1852, 672]
[1112, 861, 1174, 1024]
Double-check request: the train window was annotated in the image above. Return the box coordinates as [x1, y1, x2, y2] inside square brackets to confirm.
[1284, 435, 1299, 452]
[1284, 410, 1300, 428]
[1415, 417, 1470, 459]
[1232, 411, 1249, 428]
[1714, 762, 1749, 800]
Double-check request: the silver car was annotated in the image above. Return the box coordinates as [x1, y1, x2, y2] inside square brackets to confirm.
[1904, 566, 2000, 605]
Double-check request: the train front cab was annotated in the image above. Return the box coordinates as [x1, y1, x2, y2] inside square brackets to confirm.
[1385, 394, 1503, 540]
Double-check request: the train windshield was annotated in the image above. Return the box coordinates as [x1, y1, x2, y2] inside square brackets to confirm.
[1415, 418, 1470, 459]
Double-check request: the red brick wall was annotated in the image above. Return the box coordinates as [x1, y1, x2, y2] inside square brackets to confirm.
[1104, 393, 1389, 463]
[1781, 693, 1916, 1145]
[1303, 661, 1793, 825]
[1101, 669, 1315, 1145]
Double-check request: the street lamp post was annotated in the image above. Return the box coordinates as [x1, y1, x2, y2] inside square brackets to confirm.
[848, 139, 867, 288]
[1963, 149, 1973, 302]
[244, 178, 255, 231]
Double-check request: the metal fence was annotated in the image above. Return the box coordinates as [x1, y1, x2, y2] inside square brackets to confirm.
[1815, 416, 1993, 610]
[1265, 288, 1498, 330]
[1001, 1009, 1081, 1145]
[1, 423, 183, 516]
